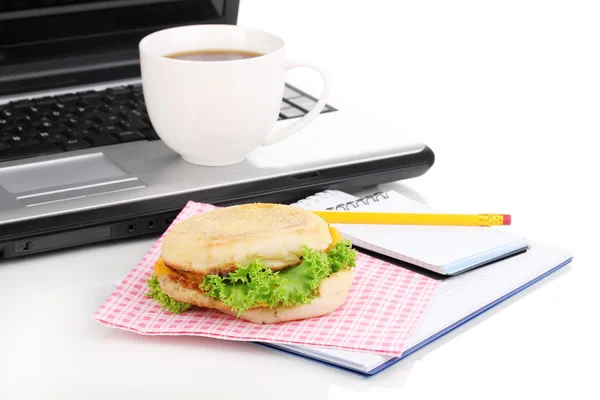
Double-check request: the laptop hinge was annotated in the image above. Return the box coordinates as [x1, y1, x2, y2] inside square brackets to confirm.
[0, 52, 140, 97]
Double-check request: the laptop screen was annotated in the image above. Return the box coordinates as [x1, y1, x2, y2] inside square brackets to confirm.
[0, 1, 235, 66]
[1, 1, 226, 46]
[0, 0, 237, 94]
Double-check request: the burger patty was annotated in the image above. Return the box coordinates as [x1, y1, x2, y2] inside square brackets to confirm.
[163, 259, 302, 289]
[157, 262, 267, 312]
[157, 272, 232, 312]
[156, 257, 303, 311]
[171, 269, 207, 290]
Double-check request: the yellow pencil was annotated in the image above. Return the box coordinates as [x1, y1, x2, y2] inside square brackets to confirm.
[312, 211, 511, 227]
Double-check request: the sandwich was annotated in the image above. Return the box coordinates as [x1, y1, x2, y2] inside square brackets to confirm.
[146, 203, 357, 324]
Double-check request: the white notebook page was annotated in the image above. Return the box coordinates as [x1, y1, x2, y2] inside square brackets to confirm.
[295, 190, 529, 275]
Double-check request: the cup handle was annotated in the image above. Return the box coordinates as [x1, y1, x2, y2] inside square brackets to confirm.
[261, 60, 331, 146]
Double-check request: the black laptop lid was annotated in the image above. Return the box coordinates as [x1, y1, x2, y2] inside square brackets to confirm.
[0, 0, 239, 96]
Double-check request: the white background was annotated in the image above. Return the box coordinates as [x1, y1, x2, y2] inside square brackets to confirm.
[238, 1, 599, 398]
[1, 1, 599, 399]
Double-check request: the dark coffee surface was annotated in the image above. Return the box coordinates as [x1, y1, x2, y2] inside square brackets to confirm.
[165, 49, 263, 61]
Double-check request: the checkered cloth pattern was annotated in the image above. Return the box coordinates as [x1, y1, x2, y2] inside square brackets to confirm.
[93, 201, 439, 356]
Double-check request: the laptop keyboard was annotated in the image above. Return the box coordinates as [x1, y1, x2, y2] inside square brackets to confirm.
[0, 84, 330, 163]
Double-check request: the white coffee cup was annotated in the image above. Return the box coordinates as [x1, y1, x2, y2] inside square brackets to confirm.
[139, 24, 331, 166]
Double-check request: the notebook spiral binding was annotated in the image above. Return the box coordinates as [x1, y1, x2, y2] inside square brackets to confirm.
[292, 190, 340, 208]
[292, 190, 390, 209]
[326, 192, 390, 210]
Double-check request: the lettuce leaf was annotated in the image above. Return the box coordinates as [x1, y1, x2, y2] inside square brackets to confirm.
[274, 247, 329, 306]
[199, 240, 356, 316]
[327, 238, 357, 273]
[146, 274, 193, 314]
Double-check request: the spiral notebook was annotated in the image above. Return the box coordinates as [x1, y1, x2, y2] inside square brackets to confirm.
[291, 190, 530, 276]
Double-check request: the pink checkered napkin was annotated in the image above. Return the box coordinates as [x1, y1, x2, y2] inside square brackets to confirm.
[93, 201, 439, 356]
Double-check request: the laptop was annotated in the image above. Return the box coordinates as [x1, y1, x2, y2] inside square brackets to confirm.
[0, 0, 435, 259]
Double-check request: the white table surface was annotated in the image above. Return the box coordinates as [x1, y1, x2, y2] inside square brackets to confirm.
[1, 1, 599, 399]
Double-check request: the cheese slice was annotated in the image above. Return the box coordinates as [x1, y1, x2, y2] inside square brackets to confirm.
[154, 258, 173, 276]
[328, 226, 342, 247]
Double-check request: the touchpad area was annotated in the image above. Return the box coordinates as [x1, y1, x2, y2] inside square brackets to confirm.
[0, 153, 145, 207]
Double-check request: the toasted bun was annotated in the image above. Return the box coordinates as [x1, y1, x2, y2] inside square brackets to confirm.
[157, 269, 354, 324]
[161, 203, 332, 275]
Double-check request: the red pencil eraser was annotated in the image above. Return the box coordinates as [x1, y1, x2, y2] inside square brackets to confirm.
[503, 214, 512, 225]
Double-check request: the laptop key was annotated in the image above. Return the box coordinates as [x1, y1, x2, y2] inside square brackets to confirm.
[79, 90, 101, 99]
[83, 122, 101, 132]
[88, 114, 105, 125]
[53, 102, 66, 110]
[12, 137, 40, 147]
[78, 97, 99, 107]
[12, 125, 28, 135]
[65, 117, 79, 127]
[21, 115, 34, 125]
[86, 133, 118, 147]
[24, 106, 40, 115]
[99, 104, 113, 114]
[10, 99, 33, 108]
[8, 136, 22, 145]
[48, 111, 62, 121]
[129, 117, 150, 130]
[103, 125, 121, 135]
[116, 121, 130, 130]
[68, 128, 94, 138]
[35, 96, 57, 106]
[2, 108, 22, 118]
[103, 95, 115, 104]
[289, 96, 317, 110]
[113, 130, 145, 142]
[131, 109, 145, 118]
[57, 94, 79, 103]
[25, 115, 42, 126]
[283, 86, 301, 99]
[106, 115, 120, 124]
[125, 100, 140, 109]
[118, 110, 131, 120]
[280, 107, 305, 118]
[137, 128, 159, 141]
[108, 86, 131, 96]
[59, 138, 91, 151]
[36, 131, 51, 141]
[46, 133, 69, 143]
[74, 107, 88, 116]
[19, 130, 38, 138]
[38, 120, 54, 130]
